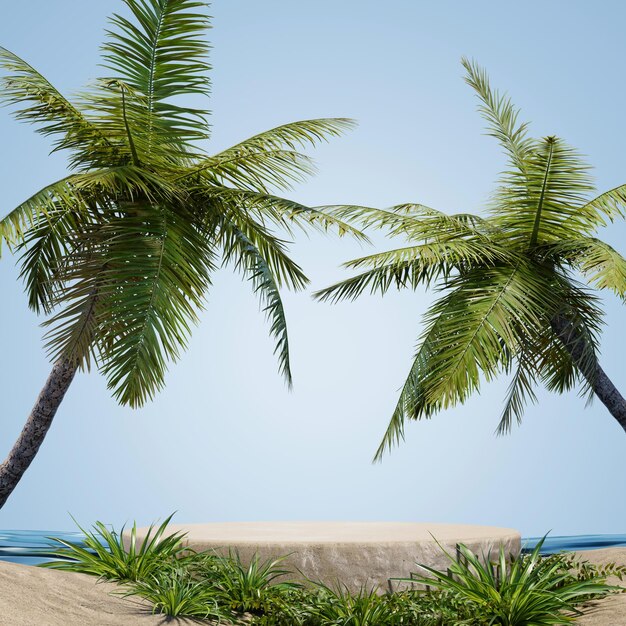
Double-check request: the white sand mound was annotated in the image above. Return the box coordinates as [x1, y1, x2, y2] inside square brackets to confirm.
[0, 561, 181, 625]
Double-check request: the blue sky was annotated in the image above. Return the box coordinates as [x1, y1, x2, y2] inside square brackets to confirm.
[1, 0, 626, 537]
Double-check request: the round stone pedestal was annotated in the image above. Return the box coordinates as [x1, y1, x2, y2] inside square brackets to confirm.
[130, 521, 520, 592]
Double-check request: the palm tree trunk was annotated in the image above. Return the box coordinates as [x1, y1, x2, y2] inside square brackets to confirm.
[552, 314, 626, 433]
[0, 357, 77, 508]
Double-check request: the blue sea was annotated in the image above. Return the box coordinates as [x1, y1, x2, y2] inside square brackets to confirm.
[522, 534, 626, 555]
[1, 530, 626, 566]
[0, 530, 86, 566]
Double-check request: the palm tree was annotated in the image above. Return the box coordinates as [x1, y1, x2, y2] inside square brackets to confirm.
[0, 0, 362, 507]
[316, 59, 626, 460]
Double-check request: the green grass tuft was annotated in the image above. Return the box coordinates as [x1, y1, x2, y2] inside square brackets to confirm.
[41, 513, 187, 582]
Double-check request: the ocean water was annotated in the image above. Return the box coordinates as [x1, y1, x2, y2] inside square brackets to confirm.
[0, 529, 86, 566]
[522, 534, 626, 555]
[1, 530, 626, 566]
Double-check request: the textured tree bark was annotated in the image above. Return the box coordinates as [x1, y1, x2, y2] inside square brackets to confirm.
[0, 357, 77, 508]
[552, 314, 626, 433]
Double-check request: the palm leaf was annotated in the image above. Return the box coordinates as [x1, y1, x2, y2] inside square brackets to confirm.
[40, 233, 108, 369]
[315, 239, 511, 303]
[42, 288, 102, 371]
[0, 47, 119, 168]
[222, 221, 298, 386]
[536, 332, 579, 396]
[492, 136, 597, 247]
[496, 351, 538, 435]
[96, 207, 214, 407]
[0, 177, 85, 254]
[69, 165, 178, 202]
[422, 264, 580, 408]
[217, 205, 308, 292]
[201, 187, 367, 241]
[197, 149, 317, 193]
[1, 166, 175, 256]
[579, 183, 626, 223]
[462, 57, 535, 174]
[201, 118, 355, 190]
[319, 204, 495, 241]
[16, 204, 86, 313]
[101, 0, 211, 153]
[546, 237, 626, 299]
[376, 262, 569, 458]
[374, 313, 447, 460]
[185, 118, 354, 194]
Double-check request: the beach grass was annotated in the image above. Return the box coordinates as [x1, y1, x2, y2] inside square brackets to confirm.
[36, 518, 626, 625]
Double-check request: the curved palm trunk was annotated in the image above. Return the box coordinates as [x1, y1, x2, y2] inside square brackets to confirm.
[0, 357, 77, 508]
[552, 315, 626, 433]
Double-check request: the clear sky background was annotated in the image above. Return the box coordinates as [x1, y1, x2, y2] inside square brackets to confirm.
[1, 0, 626, 537]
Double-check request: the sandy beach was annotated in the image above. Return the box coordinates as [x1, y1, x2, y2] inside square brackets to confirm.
[0, 560, 174, 626]
[573, 548, 626, 626]
[0, 548, 624, 625]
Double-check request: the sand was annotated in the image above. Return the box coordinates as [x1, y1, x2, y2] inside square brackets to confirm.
[573, 548, 626, 626]
[0, 560, 189, 625]
[0, 547, 623, 624]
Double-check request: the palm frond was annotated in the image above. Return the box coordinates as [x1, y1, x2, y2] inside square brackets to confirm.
[223, 118, 356, 152]
[319, 204, 495, 241]
[376, 263, 575, 457]
[427, 263, 603, 410]
[217, 206, 308, 292]
[40, 233, 107, 369]
[202, 117, 355, 189]
[545, 237, 626, 299]
[315, 239, 511, 303]
[94, 208, 214, 407]
[419, 265, 559, 406]
[580, 184, 626, 223]
[0, 47, 120, 168]
[43, 288, 102, 370]
[0, 177, 84, 254]
[69, 165, 178, 202]
[548, 278, 604, 389]
[1, 166, 176, 258]
[222, 221, 299, 386]
[374, 316, 445, 460]
[16, 204, 86, 313]
[201, 187, 367, 241]
[536, 332, 579, 396]
[495, 352, 538, 435]
[196, 149, 317, 193]
[492, 136, 597, 247]
[101, 0, 211, 152]
[462, 57, 535, 173]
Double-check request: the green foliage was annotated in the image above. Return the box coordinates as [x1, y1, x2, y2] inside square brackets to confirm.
[395, 538, 620, 626]
[249, 583, 505, 626]
[315, 59, 626, 459]
[0, 0, 363, 408]
[207, 551, 300, 615]
[304, 584, 401, 626]
[383, 589, 479, 626]
[40, 518, 622, 625]
[42, 514, 186, 582]
[548, 551, 626, 584]
[120, 565, 226, 619]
